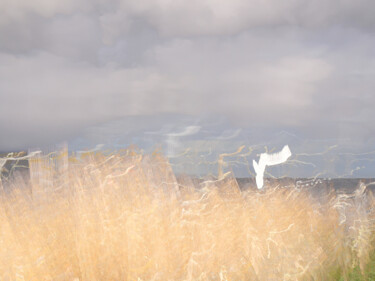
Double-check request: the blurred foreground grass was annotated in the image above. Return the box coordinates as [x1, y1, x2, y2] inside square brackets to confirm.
[331, 250, 375, 280]
[0, 149, 375, 280]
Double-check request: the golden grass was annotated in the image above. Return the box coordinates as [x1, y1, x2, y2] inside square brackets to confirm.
[0, 150, 374, 280]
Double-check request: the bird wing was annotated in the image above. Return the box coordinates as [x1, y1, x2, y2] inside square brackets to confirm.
[259, 145, 291, 167]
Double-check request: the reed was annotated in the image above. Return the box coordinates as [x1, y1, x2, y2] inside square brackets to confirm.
[0, 150, 374, 280]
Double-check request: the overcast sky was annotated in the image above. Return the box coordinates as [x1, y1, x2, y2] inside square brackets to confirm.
[1, 0, 375, 161]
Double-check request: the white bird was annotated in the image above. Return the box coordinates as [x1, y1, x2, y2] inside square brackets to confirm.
[253, 145, 291, 189]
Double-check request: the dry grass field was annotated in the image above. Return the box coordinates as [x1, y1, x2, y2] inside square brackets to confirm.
[0, 149, 375, 280]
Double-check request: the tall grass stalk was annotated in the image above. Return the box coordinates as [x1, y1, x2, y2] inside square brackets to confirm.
[0, 149, 374, 280]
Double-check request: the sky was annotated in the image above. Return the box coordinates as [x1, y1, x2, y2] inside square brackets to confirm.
[1, 0, 375, 177]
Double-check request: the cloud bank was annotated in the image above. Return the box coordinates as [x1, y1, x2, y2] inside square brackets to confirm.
[0, 0, 374, 150]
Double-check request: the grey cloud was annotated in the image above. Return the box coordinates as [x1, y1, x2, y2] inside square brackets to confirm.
[2, 1, 375, 38]
[1, 0, 375, 152]
[0, 52, 180, 149]
[119, 0, 375, 34]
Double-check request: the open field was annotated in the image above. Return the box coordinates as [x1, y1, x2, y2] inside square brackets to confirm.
[1, 149, 375, 280]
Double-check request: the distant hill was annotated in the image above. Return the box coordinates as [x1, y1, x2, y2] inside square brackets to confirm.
[176, 175, 375, 193]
